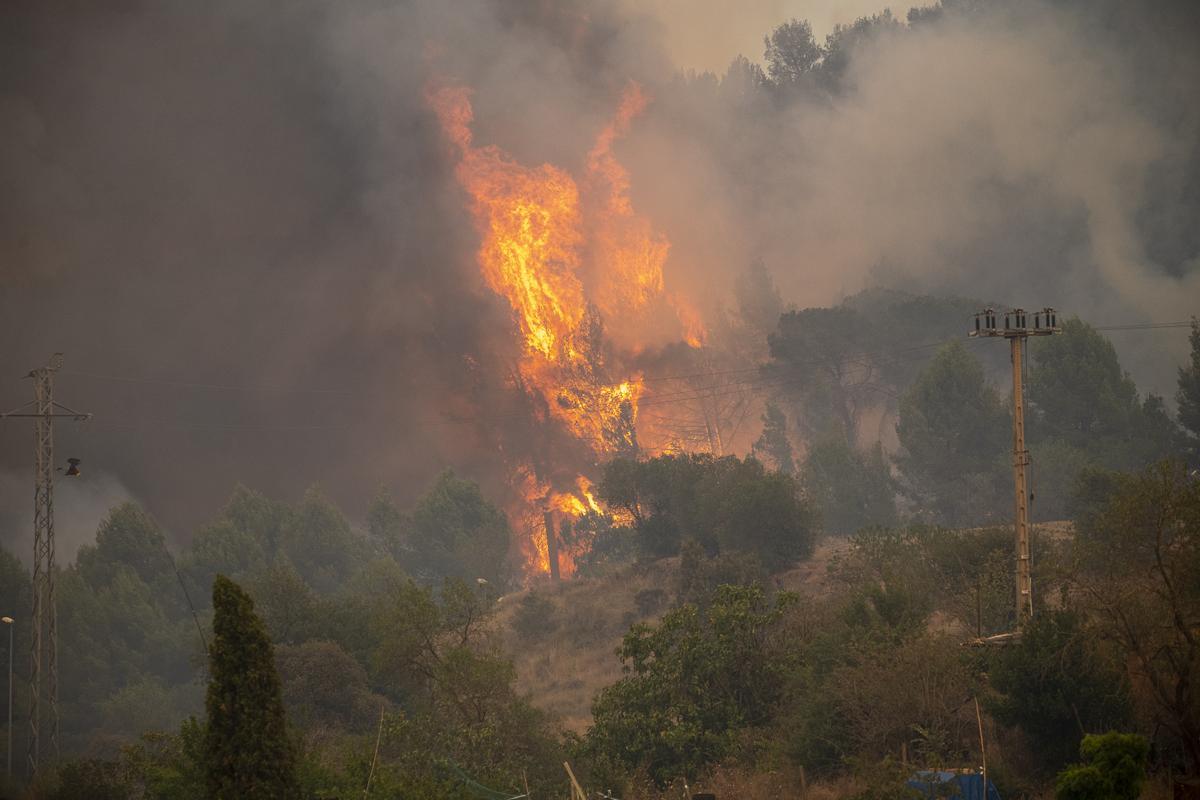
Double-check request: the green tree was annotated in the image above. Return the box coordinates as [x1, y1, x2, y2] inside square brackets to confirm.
[203, 575, 298, 799]
[369, 579, 564, 797]
[119, 718, 206, 800]
[77, 503, 174, 590]
[1029, 318, 1179, 469]
[372, 579, 510, 718]
[245, 560, 317, 645]
[49, 759, 131, 800]
[817, 12, 902, 91]
[274, 640, 383, 732]
[586, 584, 794, 785]
[1071, 462, 1200, 772]
[279, 485, 363, 594]
[366, 487, 405, 558]
[752, 402, 796, 475]
[802, 435, 896, 534]
[768, 306, 880, 444]
[599, 454, 817, 569]
[405, 470, 512, 587]
[989, 609, 1131, 773]
[895, 340, 1009, 526]
[764, 19, 822, 85]
[1055, 732, 1148, 800]
[185, 487, 279, 591]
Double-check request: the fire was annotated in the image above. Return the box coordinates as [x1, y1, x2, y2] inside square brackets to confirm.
[585, 83, 670, 320]
[429, 85, 585, 363]
[428, 79, 703, 578]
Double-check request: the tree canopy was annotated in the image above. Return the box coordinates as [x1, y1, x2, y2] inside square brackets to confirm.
[204, 575, 298, 800]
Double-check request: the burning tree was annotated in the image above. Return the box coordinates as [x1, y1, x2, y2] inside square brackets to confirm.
[427, 79, 706, 577]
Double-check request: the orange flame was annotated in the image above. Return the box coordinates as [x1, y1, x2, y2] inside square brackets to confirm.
[428, 80, 705, 578]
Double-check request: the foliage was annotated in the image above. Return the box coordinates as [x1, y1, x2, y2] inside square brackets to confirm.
[204, 575, 298, 799]
[845, 757, 922, 800]
[1029, 318, 1181, 471]
[751, 402, 795, 475]
[1055, 732, 1148, 800]
[48, 758, 131, 800]
[1179, 317, 1200, 454]
[819, 12, 903, 91]
[895, 340, 1010, 526]
[368, 578, 565, 797]
[763, 19, 822, 86]
[184, 486, 279, 591]
[372, 578, 511, 720]
[120, 719, 207, 800]
[366, 486, 405, 558]
[586, 584, 795, 785]
[572, 511, 637, 576]
[1069, 461, 1200, 772]
[802, 435, 896, 534]
[767, 305, 878, 444]
[1067, 466, 1130, 541]
[279, 485, 366, 594]
[834, 524, 1021, 637]
[599, 453, 817, 570]
[77, 502, 174, 591]
[989, 609, 1132, 774]
[245, 559, 317, 645]
[404, 469, 513, 587]
[274, 640, 383, 732]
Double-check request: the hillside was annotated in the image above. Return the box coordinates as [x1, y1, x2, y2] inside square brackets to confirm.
[495, 539, 851, 732]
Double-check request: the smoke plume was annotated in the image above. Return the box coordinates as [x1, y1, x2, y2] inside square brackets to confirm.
[1, 0, 1196, 542]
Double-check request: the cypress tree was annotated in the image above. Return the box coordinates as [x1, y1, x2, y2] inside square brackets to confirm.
[204, 574, 299, 799]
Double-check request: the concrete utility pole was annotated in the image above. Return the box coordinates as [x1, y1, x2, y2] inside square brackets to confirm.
[1, 354, 91, 774]
[970, 309, 1060, 620]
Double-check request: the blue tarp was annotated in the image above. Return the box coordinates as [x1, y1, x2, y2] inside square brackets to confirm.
[907, 770, 1002, 800]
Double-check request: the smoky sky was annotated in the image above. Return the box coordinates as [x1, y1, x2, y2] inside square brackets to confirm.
[1, 0, 1197, 556]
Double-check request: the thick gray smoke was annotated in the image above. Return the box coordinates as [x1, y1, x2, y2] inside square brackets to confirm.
[1, 0, 1196, 548]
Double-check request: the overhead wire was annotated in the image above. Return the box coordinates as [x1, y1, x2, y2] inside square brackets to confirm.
[33, 318, 1194, 434]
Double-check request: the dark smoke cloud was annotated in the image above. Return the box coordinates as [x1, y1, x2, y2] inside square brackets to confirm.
[1, 0, 1197, 555]
[0, 0, 661, 551]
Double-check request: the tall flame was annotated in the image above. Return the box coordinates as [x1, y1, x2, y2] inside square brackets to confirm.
[428, 80, 703, 577]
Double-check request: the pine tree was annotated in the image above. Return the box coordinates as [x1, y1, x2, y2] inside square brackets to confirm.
[204, 575, 299, 799]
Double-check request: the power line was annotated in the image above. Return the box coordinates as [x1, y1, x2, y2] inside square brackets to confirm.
[16, 318, 1191, 437]
[60, 370, 353, 395]
[47, 319, 1192, 398]
[1093, 321, 1193, 331]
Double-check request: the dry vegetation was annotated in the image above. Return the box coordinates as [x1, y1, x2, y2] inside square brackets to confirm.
[495, 540, 852, 733]
[495, 558, 680, 732]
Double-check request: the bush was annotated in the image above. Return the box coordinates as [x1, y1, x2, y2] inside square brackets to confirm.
[600, 453, 817, 571]
[1055, 732, 1148, 800]
[586, 584, 795, 785]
